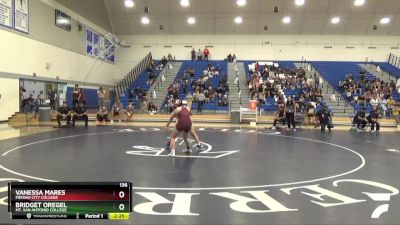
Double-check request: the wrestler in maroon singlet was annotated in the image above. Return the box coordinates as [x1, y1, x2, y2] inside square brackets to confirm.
[165, 100, 201, 156]
[176, 107, 192, 132]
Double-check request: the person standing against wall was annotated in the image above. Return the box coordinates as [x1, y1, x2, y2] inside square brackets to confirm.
[72, 84, 80, 109]
[197, 49, 203, 61]
[203, 47, 210, 61]
[191, 48, 196, 61]
[48, 88, 56, 110]
[97, 86, 106, 108]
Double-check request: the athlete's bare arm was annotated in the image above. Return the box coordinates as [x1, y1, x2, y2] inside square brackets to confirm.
[165, 107, 181, 128]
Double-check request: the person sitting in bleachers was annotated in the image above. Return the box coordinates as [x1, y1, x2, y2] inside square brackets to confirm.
[24, 94, 35, 113]
[126, 101, 135, 121]
[96, 106, 108, 124]
[72, 102, 88, 127]
[134, 86, 142, 101]
[148, 102, 158, 114]
[148, 70, 156, 85]
[57, 101, 72, 128]
[387, 96, 396, 118]
[367, 106, 380, 132]
[353, 107, 368, 132]
[271, 105, 286, 130]
[394, 102, 400, 125]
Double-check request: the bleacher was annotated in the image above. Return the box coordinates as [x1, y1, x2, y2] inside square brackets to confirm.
[377, 62, 400, 78]
[244, 61, 303, 112]
[313, 61, 399, 113]
[162, 60, 229, 112]
[119, 61, 162, 110]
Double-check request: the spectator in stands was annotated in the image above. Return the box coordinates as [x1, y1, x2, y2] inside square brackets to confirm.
[396, 78, 400, 93]
[168, 53, 173, 62]
[148, 70, 156, 85]
[314, 73, 319, 89]
[134, 86, 143, 101]
[57, 101, 71, 128]
[316, 104, 333, 132]
[271, 105, 286, 130]
[285, 96, 297, 131]
[203, 47, 210, 61]
[25, 94, 35, 112]
[129, 88, 135, 100]
[227, 54, 232, 62]
[232, 54, 237, 63]
[367, 107, 380, 132]
[126, 101, 135, 121]
[148, 102, 158, 114]
[96, 106, 108, 124]
[191, 48, 196, 61]
[48, 88, 56, 110]
[186, 92, 193, 110]
[161, 56, 168, 66]
[394, 101, 400, 125]
[197, 49, 203, 61]
[353, 107, 368, 131]
[111, 99, 123, 123]
[72, 84, 80, 109]
[97, 87, 106, 107]
[197, 91, 205, 114]
[72, 102, 88, 127]
[387, 96, 396, 118]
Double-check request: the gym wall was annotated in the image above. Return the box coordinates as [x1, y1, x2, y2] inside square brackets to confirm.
[0, 78, 19, 121]
[0, 0, 133, 85]
[116, 35, 400, 62]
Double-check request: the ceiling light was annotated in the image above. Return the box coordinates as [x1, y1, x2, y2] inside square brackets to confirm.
[124, 0, 134, 8]
[237, 0, 246, 6]
[180, 0, 189, 7]
[234, 16, 243, 24]
[354, 0, 365, 6]
[331, 17, 340, 24]
[295, 0, 305, 6]
[187, 17, 196, 24]
[282, 16, 291, 24]
[141, 16, 149, 25]
[380, 17, 390, 24]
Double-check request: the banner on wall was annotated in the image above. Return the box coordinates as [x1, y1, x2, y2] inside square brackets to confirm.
[13, 0, 28, 33]
[0, 0, 13, 28]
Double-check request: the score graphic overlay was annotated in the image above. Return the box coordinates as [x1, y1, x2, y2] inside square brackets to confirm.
[8, 182, 132, 220]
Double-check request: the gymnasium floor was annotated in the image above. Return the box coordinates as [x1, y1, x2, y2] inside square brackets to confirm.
[0, 123, 399, 224]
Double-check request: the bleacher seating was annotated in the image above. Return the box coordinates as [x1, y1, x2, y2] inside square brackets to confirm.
[244, 61, 300, 112]
[377, 62, 400, 78]
[313, 61, 399, 113]
[119, 61, 162, 110]
[162, 60, 229, 111]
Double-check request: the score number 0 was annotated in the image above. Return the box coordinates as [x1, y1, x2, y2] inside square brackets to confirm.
[118, 183, 128, 211]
